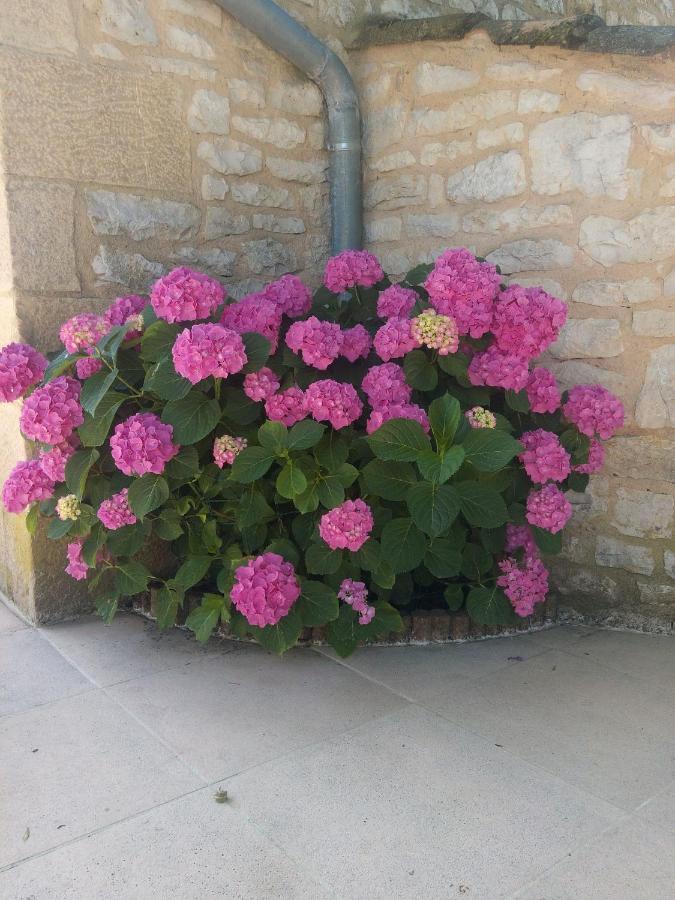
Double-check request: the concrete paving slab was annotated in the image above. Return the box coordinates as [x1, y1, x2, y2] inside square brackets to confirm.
[223, 704, 622, 900]
[0, 601, 28, 635]
[636, 781, 675, 834]
[560, 628, 675, 688]
[0, 788, 328, 899]
[0, 691, 203, 867]
[0, 629, 92, 717]
[513, 817, 675, 899]
[422, 649, 675, 810]
[107, 646, 408, 781]
[42, 613, 241, 686]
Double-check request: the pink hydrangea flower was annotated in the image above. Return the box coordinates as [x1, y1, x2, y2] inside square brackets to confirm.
[38, 436, 79, 483]
[497, 554, 549, 617]
[0, 343, 48, 403]
[220, 294, 282, 353]
[492, 285, 567, 359]
[65, 540, 89, 581]
[361, 363, 411, 408]
[465, 406, 496, 429]
[97, 488, 137, 530]
[265, 387, 307, 426]
[285, 317, 343, 369]
[213, 434, 247, 468]
[562, 384, 624, 440]
[104, 294, 146, 338]
[59, 313, 108, 354]
[468, 345, 529, 392]
[172, 324, 247, 384]
[319, 498, 373, 552]
[410, 309, 459, 355]
[262, 274, 312, 318]
[20, 376, 83, 445]
[526, 368, 561, 414]
[526, 484, 573, 533]
[519, 430, 571, 484]
[338, 579, 375, 625]
[110, 412, 179, 476]
[324, 250, 384, 293]
[423, 248, 501, 338]
[504, 523, 539, 558]
[76, 357, 104, 380]
[305, 380, 363, 430]
[377, 284, 417, 319]
[341, 325, 372, 362]
[373, 317, 418, 362]
[2, 460, 54, 513]
[574, 437, 605, 475]
[230, 552, 301, 627]
[243, 367, 280, 402]
[151, 267, 224, 323]
[366, 402, 430, 435]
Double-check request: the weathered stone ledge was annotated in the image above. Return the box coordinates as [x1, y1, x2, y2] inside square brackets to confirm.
[346, 13, 675, 58]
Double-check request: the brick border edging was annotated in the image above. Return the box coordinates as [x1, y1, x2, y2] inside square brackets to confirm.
[133, 588, 558, 645]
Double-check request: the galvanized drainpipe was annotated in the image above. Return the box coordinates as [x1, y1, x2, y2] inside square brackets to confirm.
[214, 0, 363, 252]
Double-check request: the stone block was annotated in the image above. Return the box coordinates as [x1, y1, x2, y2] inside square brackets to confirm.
[0, 0, 77, 54]
[172, 247, 236, 277]
[0, 51, 190, 191]
[413, 91, 516, 136]
[369, 152, 416, 173]
[232, 116, 305, 150]
[476, 123, 524, 150]
[486, 239, 574, 274]
[269, 81, 322, 117]
[449, 611, 471, 640]
[517, 90, 561, 114]
[462, 205, 572, 235]
[364, 218, 402, 243]
[605, 437, 675, 483]
[7, 181, 79, 293]
[486, 61, 561, 83]
[226, 78, 265, 110]
[242, 239, 296, 276]
[529, 113, 632, 200]
[633, 310, 675, 337]
[613, 488, 673, 540]
[266, 158, 328, 184]
[164, 0, 221, 26]
[404, 213, 459, 238]
[251, 214, 305, 234]
[201, 175, 228, 201]
[413, 63, 479, 94]
[187, 89, 230, 134]
[203, 207, 250, 239]
[411, 611, 433, 642]
[581, 207, 675, 266]
[665, 551, 675, 580]
[230, 182, 294, 210]
[99, 0, 158, 46]
[363, 106, 407, 156]
[576, 71, 675, 110]
[547, 360, 626, 398]
[446, 151, 526, 204]
[85, 190, 200, 241]
[166, 26, 214, 59]
[197, 138, 262, 176]
[145, 57, 215, 82]
[640, 123, 675, 156]
[636, 583, 675, 618]
[364, 174, 427, 211]
[420, 141, 472, 167]
[596, 536, 655, 576]
[92, 43, 124, 59]
[635, 345, 675, 429]
[571, 279, 659, 307]
[92, 245, 165, 290]
[549, 319, 623, 360]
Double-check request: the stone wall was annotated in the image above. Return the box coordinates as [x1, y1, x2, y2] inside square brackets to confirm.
[0, 0, 673, 625]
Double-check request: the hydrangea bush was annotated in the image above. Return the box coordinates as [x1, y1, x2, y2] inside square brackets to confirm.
[1, 249, 624, 656]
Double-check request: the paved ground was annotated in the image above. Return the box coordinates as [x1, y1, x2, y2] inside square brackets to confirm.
[0, 600, 673, 899]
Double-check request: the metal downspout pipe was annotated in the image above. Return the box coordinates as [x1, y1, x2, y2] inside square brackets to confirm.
[214, 0, 363, 253]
